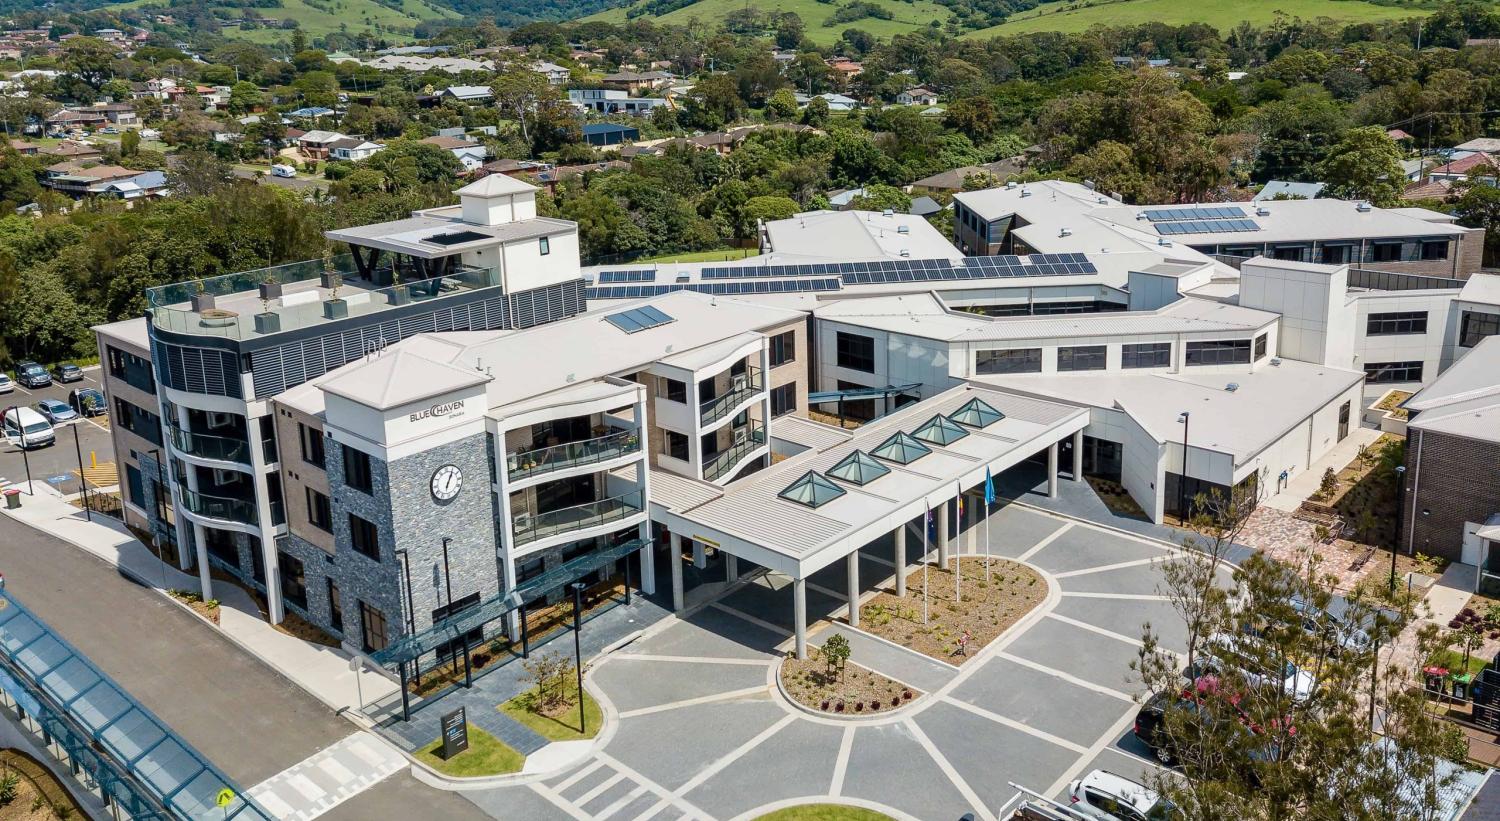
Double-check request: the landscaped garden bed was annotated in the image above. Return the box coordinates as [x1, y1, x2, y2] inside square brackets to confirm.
[415, 724, 524, 777]
[498, 653, 601, 741]
[779, 640, 916, 716]
[856, 556, 1047, 664]
[0, 749, 89, 821]
[752, 804, 895, 820]
[167, 589, 220, 624]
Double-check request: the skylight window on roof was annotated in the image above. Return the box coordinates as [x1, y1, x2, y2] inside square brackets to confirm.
[827, 450, 890, 486]
[950, 398, 1005, 428]
[603, 304, 676, 333]
[778, 470, 847, 508]
[911, 414, 970, 446]
[870, 431, 931, 465]
[424, 230, 489, 246]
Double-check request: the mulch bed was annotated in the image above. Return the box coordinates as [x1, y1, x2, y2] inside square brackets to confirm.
[780, 647, 917, 716]
[856, 557, 1046, 665]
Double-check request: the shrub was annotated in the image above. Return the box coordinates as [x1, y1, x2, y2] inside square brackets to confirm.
[870, 700, 880, 710]
[902, 690, 912, 700]
[855, 702, 864, 712]
[0, 771, 18, 805]
[835, 702, 845, 712]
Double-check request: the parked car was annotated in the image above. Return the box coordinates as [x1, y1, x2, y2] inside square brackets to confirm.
[3, 406, 55, 448]
[1288, 596, 1372, 656]
[0, 373, 11, 394]
[270, 163, 297, 178]
[1193, 633, 1318, 702]
[1067, 770, 1176, 821]
[69, 388, 106, 417]
[14, 360, 51, 388]
[101, 126, 118, 134]
[140, 128, 161, 140]
[1134, 680, 1295, 769]
[34, 398, 78, 424]
[52, 363, 84, 383]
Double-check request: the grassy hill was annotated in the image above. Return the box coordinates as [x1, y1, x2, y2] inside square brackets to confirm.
[115, 0, 459, 42]
[586, 0, 954, 44]
[966, 0, 1428, 36]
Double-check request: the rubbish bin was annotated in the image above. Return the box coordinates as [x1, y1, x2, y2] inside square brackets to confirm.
[3, 488, 20, 510]
[1453, 673, 1474, 702]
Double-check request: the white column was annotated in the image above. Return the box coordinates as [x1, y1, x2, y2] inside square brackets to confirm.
[846, 552, 860, 626]
[193, 524, 212, 601]
[725, 554, 738, 582]
[670, 532, 685, 612]
[638, 522, 656, 595]
[1072, 429, 1084, 482]
[937, 499, 951, 566]
[692, 540, 706, 569]
[793, 577, 808, 660]
[893, 525, 907, 597]
[1047, 442, 1059, 498]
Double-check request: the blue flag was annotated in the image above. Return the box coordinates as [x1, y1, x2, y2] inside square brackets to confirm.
[983, 466, 995, 505]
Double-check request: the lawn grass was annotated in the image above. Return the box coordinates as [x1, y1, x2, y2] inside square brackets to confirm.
[1430, 649, 1489, 680]
[414, 724, 525, 777]
[753, 805, 895, 821]
[499, 687, 603, 742]
[114, 0, 458, 42]
[640, 247, 760, 264]
[968, 0, 1427, 36]
[587, 0, 954, 45]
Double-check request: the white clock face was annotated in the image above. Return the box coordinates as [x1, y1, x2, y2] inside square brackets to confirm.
[431, 464, 462, 501]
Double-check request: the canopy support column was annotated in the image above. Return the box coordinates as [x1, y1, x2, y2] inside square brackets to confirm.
[793, 577, 808, 660]
[846, 552, 860, 627]
[1072, 429, 1084, 482]
[1047, 442, 1060, 498]
[894, 525, 907, 597]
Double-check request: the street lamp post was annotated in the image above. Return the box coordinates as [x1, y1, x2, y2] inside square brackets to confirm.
[1390, 465, 1407, 593]
[1177, 411, 1191, 522]
[570, 582, 586, 735]
[70, 423, 91, 522]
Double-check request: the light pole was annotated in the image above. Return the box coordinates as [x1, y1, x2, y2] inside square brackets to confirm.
[440, 537, 457, 676]
[570, 581, 586, 735]
[1177, 411, 1191, 522]
[1390, 465, 1407, 593]
[70, 423, 91, 522]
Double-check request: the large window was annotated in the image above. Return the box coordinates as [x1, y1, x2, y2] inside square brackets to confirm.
[662, 430, 689, 461]
[326, 579, 343, 633]
[1057, 346, 1106, 372]
[1319, 244, 1354, 265]
[348, 513, 380, 560]
[125, 464, 145, 509]
[113, 398, 162, 446]
[1270, 245, 1306, 261]
[358, 601, 387, 653]
[662, 377, 686, 403]
[1420, 240, 1448, 261]
[299, 424, 325, 468]
[1461, 311, 1500, 348]
[1254, 333, 1268, 360]
[1366, 311, 1429, 336]
[1185, 339, 1252, 366]
[279, 551, 307, 611]
[1121, 343, 1172, 369]
[770, 383, 797, 416]
[1371, 242, 1403, 262]
[107, 345, 156, 393]
[1364, 361, 1424, 383]
[769, 331, 795, 367]
[342, 446, 373, 494]
[976, 348, 1042, 375]
[836, 332, 876, 373]
[306, 487, 332, 532]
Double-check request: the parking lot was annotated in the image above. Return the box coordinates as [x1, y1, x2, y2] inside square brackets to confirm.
[0, 365, 118, 499]
[471, 504, 1225, 821]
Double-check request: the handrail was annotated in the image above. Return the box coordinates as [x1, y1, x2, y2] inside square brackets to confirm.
[703, 426, 767, 482]
[177, 487, 258, 526]
[512, 490, 643, 545]
[700, 366, 764, 425]
[507, 428, 641, 481]
[169, 424, 252, 465]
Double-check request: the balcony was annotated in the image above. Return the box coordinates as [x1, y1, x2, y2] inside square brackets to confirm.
[700, 366, 763, 426]
[178, 487, 258, 527]
[508, 429, 641, 482]
[703, 426, 767, 483]
[169, 425, 252, 465]
[512, 490, 643, 546]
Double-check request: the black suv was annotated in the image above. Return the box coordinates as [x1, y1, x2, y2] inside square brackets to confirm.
[14, 360, 51, 389]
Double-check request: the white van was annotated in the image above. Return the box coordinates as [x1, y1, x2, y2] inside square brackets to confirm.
[3, 406, 55, 449]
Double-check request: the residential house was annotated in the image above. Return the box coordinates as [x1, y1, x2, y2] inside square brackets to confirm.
[439, 86, 494, 103]
[297, 130, 349, 159]
[1429, 152, 1498, 184]
[46, 109, 108, 132]
[796, 92, 859, 112]
[826, 58, 862, 80]
[896, 87, 939, 106]
[38, 140, 102, 162]
[568, 89, 669, 115]
[532, 61, 571, 86]
[601, 71, 672, 94]
[8, 139, 39, 155]
[43, 162, 164, 198]
[582, 123, 639, 147]
[910, 158, 1024, 194]
[327, 137, 385, 162]
[1253, 181, 1327, 202]
[420, 135, 489, 172]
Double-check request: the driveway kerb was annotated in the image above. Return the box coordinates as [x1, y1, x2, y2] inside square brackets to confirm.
[771, 653, 927, 724]
[728, 795, 920, 821]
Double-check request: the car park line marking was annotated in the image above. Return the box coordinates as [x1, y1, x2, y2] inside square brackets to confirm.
[671, 715, 795, 799]
[595, 785, 648, 819]
[995, 652, 1135, 702]
[86, 417, 110, 432]
[1016, 522, 1074, 562]
[1051, 555, 1169, 578]
[1045, 612, 1149, 649]
[574, 771, 628, 808]
[528, 780, 591, 820]
[616, 685, 770, 720]
[1060, 592, 1174, 602]
[552, 759, 608, 793]
[905, 717, 995, 821]
[612, 654, 773, 667]
[939, 696, 1089, 754]
[1043, 707, 1142, 800]
[828, 725, 856, 797]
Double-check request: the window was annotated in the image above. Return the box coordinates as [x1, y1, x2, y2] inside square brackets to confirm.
[1319, 244, 1353, 265]
[976, 348, 1042, 375]
[1421, 240, 1448, 261]
[1371, 242, 1403, 262]
[1364, 361, 1424, 383]
[279, 551, 307, 611]
[299, 424, 325, 468]
[107, 345, 155, 393]
[1121, 343, 1172, 369]
[1254, 333, 1268, 360]
[662, 430, 689, 461]
[112, 397, 163, 446]
[517, 557, 545, 583]
[1461, 311, 1500, 347]
[1366, 311, 1428, 336]
[539, 236, 550, 256]
[1270, 245, 1306, 261]
[1185, 339, 1252, 366]
[348, 513, 380, 560]
[125, 464, 145, 509]
[836, 332, 876, 373]
[306, 487, 332, 532]
[769, 331, 795, 367]
[1057, 346, 1106, 372]
[662, 377, 686, 403]
[343, 446, 373, 494]
[326, 579, 343, 633]
[358, 601, 387, 653]
[770, 383, 797, 416]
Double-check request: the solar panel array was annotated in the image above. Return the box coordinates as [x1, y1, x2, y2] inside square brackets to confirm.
[1142, 206, 1247, 222]
[596, 269, 656, 283]
[586, 279, 843, 300]
[603, 304, 675, 333]
[1155, 218, 1261, 235]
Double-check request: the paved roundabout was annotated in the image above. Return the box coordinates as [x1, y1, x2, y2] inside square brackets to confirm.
[465, 504, 1230, 821]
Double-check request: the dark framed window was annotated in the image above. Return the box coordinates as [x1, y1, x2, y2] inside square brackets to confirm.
[125, 464, 145, 508]
[662, 377, 686, 403]
[1364, 361, 1424, 383]
[976, 348, 1042, 375]
[836, 332, 876, 373]
[306, 487, 332, 532]
[279, 551, 307, 611]
[358, 601, 387, 653]
[1121, 343, 1172, 369]
[326, 579, 343, 633]
[770, 383, 797, 416]
[1366, 311, 1428, 336]
[300, 424, 325, 468]
[1254, 333, 1268, 360]
[662, 430, 689, 461]
[1270, 245, 1306, 261]
[769, 331, 795, 367]
[1057, 345, 1106, 372]
[1371, 242, 1403, 262]
[107, 345, 156, 393]
[539, 236, 550, 256]
[1185, 339, 1252, 366]
[342, 446, 373, 494]
[1461, 311, 1500, 347]
[517, 557, 545, 583]
[348, 513, 380, 560]
[1319, 244, 1353, 265]
[1420, 240, 1448, 261]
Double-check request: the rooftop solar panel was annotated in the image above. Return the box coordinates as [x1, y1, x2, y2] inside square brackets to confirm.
[604, 305, 675, 333]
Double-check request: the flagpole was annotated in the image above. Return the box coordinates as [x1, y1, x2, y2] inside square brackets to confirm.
[922, 501, 930, 624]
[984, 467, 993, 584]
[954, 483, 962, 604]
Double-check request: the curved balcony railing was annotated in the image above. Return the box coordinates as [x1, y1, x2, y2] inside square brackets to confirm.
[177, 488, 259, 526]
[703, 426, 767, 482]
[168, 425, 252, 465]
[700, 366, 763, 426]
[512, 491, 643, 546]
[507, 429, 641, 482]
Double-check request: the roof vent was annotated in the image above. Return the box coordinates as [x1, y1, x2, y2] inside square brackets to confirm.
[897, 224, 910, 234]
[1157, 237, 1172, 247]
[1356, 201, 1372, 212]
[1005, 180, 1017, 190]
[1019, 187, 1031, 198]
[899, 248, 910, 257]
[1255, 206, 1271, 217]
[882, 208, 894, 218]
[1059, 227, 1072, 237]
[1270, 357, 1282, 366]
[1135, 212, 1147, 221]
[1225, 382, 1240, 392]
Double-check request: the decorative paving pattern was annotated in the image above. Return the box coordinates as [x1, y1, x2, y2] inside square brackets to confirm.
[246, 731, 408, 821]
[1237, 506, 1372, 590]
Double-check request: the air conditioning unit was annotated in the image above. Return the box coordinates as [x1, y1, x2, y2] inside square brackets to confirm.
[513, 512, 532, 530]
[732, 374, 748, 392]
[733, 428, 748, 446]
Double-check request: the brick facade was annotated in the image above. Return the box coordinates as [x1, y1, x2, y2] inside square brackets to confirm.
[1404, 428, 1500, 562]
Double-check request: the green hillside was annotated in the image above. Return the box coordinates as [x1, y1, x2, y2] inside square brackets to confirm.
[586, 0, 955, 44]
[115, 0, 460, 41]
[968, 0, 1428, 36]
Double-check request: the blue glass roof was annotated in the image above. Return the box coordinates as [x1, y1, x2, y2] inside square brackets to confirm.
[778, 470, 847, 508]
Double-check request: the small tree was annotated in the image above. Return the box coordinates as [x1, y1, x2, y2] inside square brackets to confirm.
[1317, 467, 1338, 499]
[521, 652, 573, 712]
[822, 633, 851, 681]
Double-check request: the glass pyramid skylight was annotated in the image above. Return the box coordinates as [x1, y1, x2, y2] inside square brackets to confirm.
[911, 414, 969, 446]
[827, 450, 890, 486]
[871, 431, 932, 465]
[950, 397, 1005, 428]
[778, 470, 847, 508]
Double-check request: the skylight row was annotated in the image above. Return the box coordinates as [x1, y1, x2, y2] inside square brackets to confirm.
[1142, 206, 1247, 222]
[1155, 219, 1261, 235]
